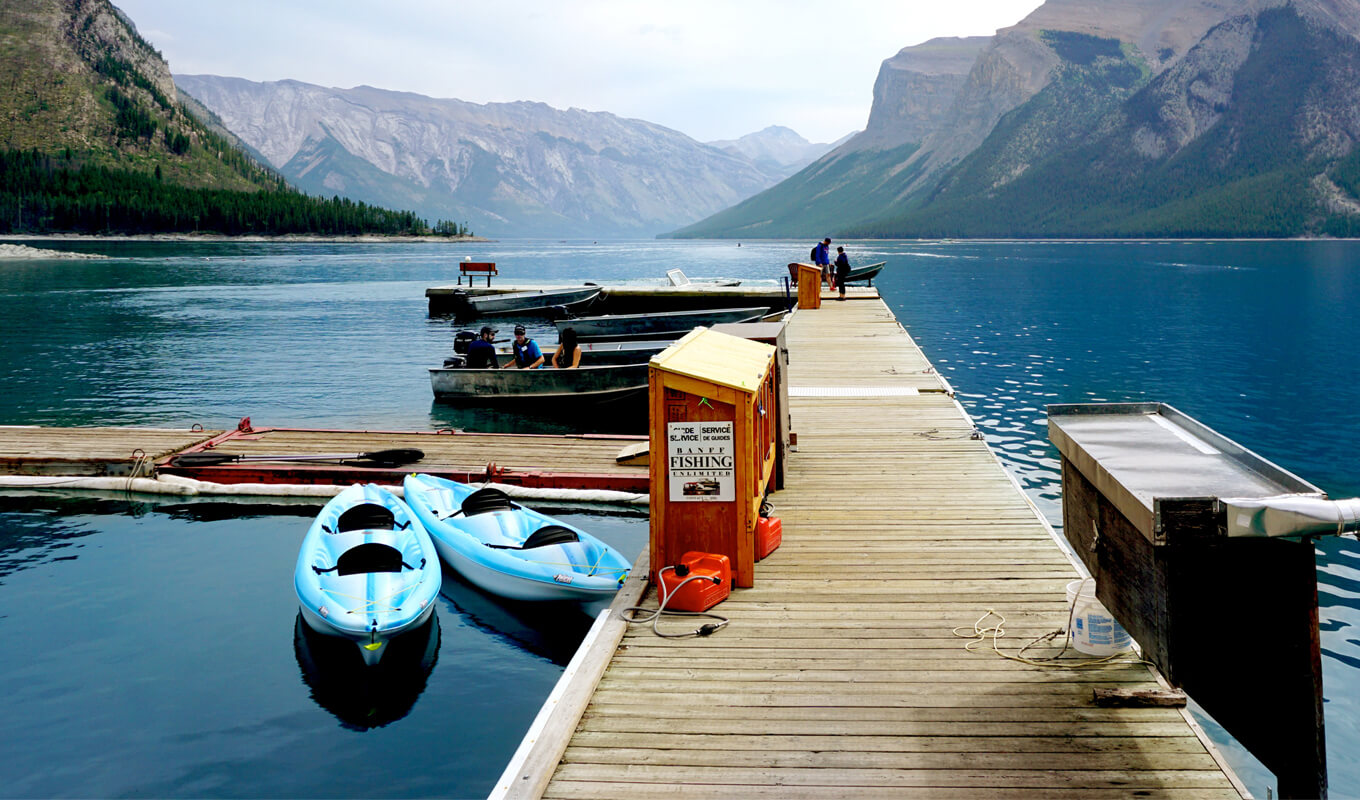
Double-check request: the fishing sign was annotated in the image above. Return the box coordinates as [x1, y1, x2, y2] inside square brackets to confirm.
[667, 420, 735, 502]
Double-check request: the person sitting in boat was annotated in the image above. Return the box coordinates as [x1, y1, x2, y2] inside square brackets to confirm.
[466, 325, 499, 369]
[550, 327, 582, 369]
[503, 324, 544, 369]
[834, 246, 851, 300]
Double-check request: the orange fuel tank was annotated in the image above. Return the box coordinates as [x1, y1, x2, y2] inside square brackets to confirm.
[659, 551, 731, 613]
[755, 515, 782, 561]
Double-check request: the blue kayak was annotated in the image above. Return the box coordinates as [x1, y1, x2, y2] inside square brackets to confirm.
[402, 473, 631, 605]
[294, 483, 441, 665]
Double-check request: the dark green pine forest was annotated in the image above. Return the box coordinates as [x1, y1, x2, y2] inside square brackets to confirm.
[0, 0, 471, 237]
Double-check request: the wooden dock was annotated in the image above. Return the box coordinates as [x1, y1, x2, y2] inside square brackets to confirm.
[501, 298, 1246, 799]
[0, 424, 647, 492]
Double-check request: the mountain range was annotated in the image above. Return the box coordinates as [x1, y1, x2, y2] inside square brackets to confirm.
[671, 0, 1360, 239]
[175, 76, 844, 238]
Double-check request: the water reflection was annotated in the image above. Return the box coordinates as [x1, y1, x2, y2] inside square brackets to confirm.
[437, 569, 595, 666]
[293, 612, 441, 732]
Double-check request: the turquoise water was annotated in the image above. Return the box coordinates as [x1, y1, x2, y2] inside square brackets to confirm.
[1, 238, 1358, 797]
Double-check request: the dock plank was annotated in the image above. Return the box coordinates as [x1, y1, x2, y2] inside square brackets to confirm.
[516, 298, 1244, 799]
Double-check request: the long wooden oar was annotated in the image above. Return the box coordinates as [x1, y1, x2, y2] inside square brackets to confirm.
[170, 448, 424, 468]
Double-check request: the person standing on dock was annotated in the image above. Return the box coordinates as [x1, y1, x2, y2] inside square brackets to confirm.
[504, 324, 544, 369]
[834, 246, 851, 300]
[812, 237, 832, 288]
[466, 325, 499, 369]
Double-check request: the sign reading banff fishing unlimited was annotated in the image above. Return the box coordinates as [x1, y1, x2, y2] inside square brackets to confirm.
[667, 420, 735, 502]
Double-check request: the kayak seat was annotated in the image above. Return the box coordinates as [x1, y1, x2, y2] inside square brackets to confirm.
[461, 487, 515, 517]
[521, 525, 580, 549]
[334, 542, 404, 576]
[336, 503, 396, 533]
[485, 525, 580, 551]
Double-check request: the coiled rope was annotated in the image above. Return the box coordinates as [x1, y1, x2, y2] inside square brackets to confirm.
[952, 602, 1151, 670]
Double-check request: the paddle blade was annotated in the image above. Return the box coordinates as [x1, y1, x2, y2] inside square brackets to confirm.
[169, 451, 241, 467]
[353, 448, 425, 467]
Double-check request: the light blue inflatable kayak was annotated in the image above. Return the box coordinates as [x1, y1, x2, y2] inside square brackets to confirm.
[294, 483, 441, 665]
[403, 473, 631, 605]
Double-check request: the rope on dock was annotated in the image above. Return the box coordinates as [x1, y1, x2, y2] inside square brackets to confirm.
[0, 474, 650, 506]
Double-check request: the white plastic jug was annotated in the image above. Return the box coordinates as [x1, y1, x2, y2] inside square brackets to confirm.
[1065, 579, 1132, 656]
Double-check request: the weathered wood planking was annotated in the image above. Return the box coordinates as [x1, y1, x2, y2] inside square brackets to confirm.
[0, 426, 221, 476]
[155, 427, 649, 490]
[525, 298, 1242, 800]
[0, 425, 649, 490]
[186, 428, 646, 476]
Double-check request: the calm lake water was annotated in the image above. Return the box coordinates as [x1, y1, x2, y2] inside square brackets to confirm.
[1, 237, 1358, 797]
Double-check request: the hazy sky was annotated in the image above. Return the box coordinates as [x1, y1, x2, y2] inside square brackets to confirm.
[117, 0, 1045, 144]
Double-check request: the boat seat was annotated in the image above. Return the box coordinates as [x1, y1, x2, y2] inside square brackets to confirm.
[521, 525, 580, 549]
[335, 503, 397, 533]
[332, 542, 404, 575]
[460, 487, 515, 517]
[487, 525, 581, 550]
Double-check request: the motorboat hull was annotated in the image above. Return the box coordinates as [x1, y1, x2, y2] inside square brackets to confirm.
[556, 306, 768, 342]
[842, 261, 885, 284]
[457, 287, 601, 317]
[429, 362, 649, 404]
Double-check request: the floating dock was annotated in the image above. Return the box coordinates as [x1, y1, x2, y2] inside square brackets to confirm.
[0, 424, 647, 493]
[496, 298, 1246, 799]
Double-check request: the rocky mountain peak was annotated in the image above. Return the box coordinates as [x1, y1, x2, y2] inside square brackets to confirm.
[177, 75, 788, 237]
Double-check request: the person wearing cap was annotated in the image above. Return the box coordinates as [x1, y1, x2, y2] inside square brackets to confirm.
[503, 324, 544, 369]
[465, 325, 499, 369]
[812, 237, 833, 288]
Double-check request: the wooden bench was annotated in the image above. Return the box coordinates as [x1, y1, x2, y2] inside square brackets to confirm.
[458, 261, 497, 286]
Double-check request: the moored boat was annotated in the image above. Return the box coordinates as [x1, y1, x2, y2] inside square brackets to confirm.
[403, 473, 632, 605]
[464, 339, 670, 368]
[429, 362, 650, 404]
[454, 286, 601, 317]
[556, 306, 768, 342]
[294, 483, 441, 665]
[787, 261, 886, 286]
[841, 261, 886, 285]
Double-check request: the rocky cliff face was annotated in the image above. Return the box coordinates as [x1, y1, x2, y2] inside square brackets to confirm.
[674, 0, 1360, 239]
[175, 75, 781, 237]
[854, 36, 990, 151]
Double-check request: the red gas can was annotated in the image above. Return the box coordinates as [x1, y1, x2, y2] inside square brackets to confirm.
[658, 551, 731, 612]
[755, 515, 782, 561]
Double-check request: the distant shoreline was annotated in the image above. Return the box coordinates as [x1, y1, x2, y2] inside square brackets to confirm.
[0, 233, 493, 244]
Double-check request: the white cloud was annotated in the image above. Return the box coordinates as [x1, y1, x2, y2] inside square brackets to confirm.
[122, 0, 1044, 142]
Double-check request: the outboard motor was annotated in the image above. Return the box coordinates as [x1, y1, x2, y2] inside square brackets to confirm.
[442, 356, 466, 368]
[545, 304, 571, 321]
[452, 331, 477, 355]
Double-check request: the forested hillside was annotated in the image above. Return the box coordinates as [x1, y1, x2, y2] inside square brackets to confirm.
[0, 0, 458, 236]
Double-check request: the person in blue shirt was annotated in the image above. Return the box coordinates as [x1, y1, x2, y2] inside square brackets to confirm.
[504, 324, 544, 369]
[812, 237, 832, 288]
[465, 325, 499, 368]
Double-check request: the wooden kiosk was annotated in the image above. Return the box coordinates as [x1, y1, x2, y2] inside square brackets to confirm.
[649, 328, 778, 588]
[789, 263, 822, 309]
